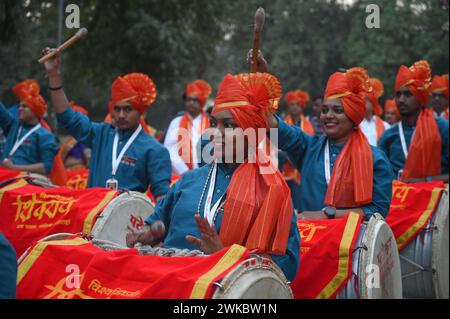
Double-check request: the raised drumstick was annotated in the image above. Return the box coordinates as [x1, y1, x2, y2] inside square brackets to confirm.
[251, 8, 265, 73]
[38, 28, 88, 64]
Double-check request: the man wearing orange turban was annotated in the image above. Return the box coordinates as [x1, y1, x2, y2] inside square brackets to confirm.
[430, 74, 449, 120]
[378, 61, 449, 183]
[164, 80, 211, 175]
[0, 79, 60, 181]
[42, 48, 171, 197]
[384, 99, 400, 126]
[267, 66, 393, 220]
[359, 77, 391, 146]
[127, 72, 300, 282]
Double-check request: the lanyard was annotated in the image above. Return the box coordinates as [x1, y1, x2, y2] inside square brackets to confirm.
[9, 124, 41, 158]
[111, 125, 142, 177]
[398, 121, 413, 159]
[324, 139, 331, 185]
[204, 161, 225, 224]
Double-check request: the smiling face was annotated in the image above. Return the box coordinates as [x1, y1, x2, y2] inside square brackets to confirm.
[320, 98, 355, 144]
[111, 101, 141, 131]
[209, 109, 249, 164]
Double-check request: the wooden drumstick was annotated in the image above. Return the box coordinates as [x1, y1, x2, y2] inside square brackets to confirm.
[38, 28, 88, 64]
[251, 7, 265, 73]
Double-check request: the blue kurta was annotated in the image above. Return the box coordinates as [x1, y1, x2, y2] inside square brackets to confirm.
[378, 119, 449, 177]
[0, 232, 17, 299]
[56, 107, 171, 195]
[145, 162, 301, 281]
[277, 116, 394, 218]
[0, 102, 57, 174]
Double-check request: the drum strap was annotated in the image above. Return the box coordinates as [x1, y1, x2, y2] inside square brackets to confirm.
[8, 124, 41, 158]
[399, 121, 416, 160]
[203, 161, 225, 225]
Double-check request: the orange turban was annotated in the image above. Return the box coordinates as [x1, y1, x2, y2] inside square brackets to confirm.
[366, 78, 384, 116]
[185, 80, 212, 106]
[69, 101, 88, 115]
[395, 60, 431, 105]
[431, 74, 449, 99]
[285, 90, 310, 108]
[323, 67, 373, 207]
[212, 73, 291, 255]
[384, 99, 400, 118]
[110, 73, 157, 114]
[12, 79, 48, 119]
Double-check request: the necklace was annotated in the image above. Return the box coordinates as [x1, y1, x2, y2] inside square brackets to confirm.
[196, 162, 226, 224]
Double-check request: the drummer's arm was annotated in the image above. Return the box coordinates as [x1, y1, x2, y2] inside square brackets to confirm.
[1, 161, 46, 175]
[271, 210, 300, 282]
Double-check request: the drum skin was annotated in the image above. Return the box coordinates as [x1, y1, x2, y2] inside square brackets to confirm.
[211, 255, 293, 299]
[401, 188, 449, 299]
[337, 213, 403, 299]
[90, 191, 154, 247]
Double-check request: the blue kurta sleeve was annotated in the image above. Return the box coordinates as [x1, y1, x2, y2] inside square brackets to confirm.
[56, 107, 102, 148]
[0, 102, 15, 134]
[146, 143, 172, 197]
[277, 115, 313, 169]
[0, 232, 17, 299]
[38, 132, 58, 174]
[361, 148, 394, 218]
[271, 210, 301, 282]
[145, 180, 181, 240]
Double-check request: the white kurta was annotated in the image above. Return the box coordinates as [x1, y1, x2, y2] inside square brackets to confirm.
[360, 116, 391, 146]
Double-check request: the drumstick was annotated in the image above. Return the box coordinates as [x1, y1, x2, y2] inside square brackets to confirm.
[250, 7, 265, 73]
[38, 28, 88, 64]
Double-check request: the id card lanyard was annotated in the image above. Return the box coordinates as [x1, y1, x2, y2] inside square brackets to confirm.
[106, 125, 142, 189]
[7, 124, 41, 158]
[203, 161, 225, 224]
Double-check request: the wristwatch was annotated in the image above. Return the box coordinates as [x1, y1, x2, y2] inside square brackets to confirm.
[322, 206, 336, 219]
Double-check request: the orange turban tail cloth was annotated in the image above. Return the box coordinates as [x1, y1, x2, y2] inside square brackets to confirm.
[367, 78, 384, 116]
[110, 73, 157, 114]
[395, 60, 441, 179]
[212, 73, 292, 255]
[323, 67, 374, 207]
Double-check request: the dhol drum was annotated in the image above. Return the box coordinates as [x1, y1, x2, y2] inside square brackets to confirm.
[400, 187, 449, 299]
[92, 238, 293, 299]
[211, 255, 293, 299]
[89, 191, 154, 247]
[337, 213, 403, 299]
[17, 232, 74, 264]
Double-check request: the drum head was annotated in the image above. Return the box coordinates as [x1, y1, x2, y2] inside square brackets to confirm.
[90, 191, 154, 247]
[431, 188, 449, 299]
[211, 256, 293, 299]
[17, 233, 75, 264]
[359, 213, 403, 299]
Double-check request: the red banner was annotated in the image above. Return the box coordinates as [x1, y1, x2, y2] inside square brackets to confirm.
[0, 167, 26, 185]
[291, 212, 362, 299]
[17, 236, 249, 299]
[0, 179, 118, 257]
[65, 168, 89, 190]
[386, 180, 445, 251]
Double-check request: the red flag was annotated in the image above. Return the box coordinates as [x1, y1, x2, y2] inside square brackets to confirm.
[17, 236, 249, 299]
[291, 212, 362, 299]
[386, 180, 445, 250]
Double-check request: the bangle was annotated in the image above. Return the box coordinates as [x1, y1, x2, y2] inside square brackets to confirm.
[49, 85, 63, 91]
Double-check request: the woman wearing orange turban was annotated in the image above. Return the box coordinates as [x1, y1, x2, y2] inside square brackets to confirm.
[0, 79, 64, 184]
[430, 74, 449, 120]
[384, 99, 400, 126]
[378, 61, 449, 183]
[267, 66, 394, 220]
[360, 77, 391, 146]
[164, 80, 212, 175]
[127, 72, 300, 281]
[42, 47, 171, 196]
